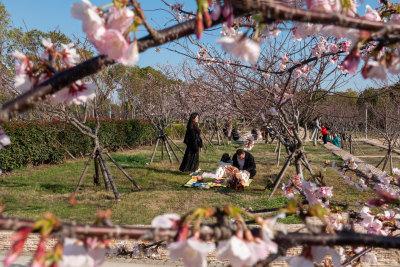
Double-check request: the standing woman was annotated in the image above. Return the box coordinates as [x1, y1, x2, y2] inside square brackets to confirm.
[179, 112, 202, 173]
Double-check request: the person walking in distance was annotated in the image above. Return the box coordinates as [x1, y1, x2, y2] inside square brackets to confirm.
[311, 116, 322, 146]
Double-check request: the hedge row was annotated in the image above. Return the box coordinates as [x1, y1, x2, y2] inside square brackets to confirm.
[0, 119, 156, 172]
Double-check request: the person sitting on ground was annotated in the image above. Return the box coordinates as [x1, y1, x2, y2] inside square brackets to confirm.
[244, 135, 254, 151]
[332, 132, 340, 147]
[251, 127, 258, 140]
[231, 127, 241, 141]
[202, 153, 233, 178]
[232, 149, 257, 178]
[321, 125, 328, 144]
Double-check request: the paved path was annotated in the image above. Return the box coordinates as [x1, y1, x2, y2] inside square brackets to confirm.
[0, 252, 181, 267]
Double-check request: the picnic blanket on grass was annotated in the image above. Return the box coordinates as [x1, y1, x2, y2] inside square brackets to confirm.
[184, 175, 253, 189]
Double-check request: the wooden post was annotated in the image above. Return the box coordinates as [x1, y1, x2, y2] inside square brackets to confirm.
[167, 135, 184, 154]
[276, 141, 281, 167]
[105, 152, 141, 190]
[98, 152, 120, 200]
[161, 137, 164, 160]
[165, 137, 180, 163]
[150, 138, 160, 164]
[267, 152, 295, 199]
[163, 137, 173, 164]
[97, 153, 111, 191]
[75, 147, 97, 194]
[93, 156, 101, 186]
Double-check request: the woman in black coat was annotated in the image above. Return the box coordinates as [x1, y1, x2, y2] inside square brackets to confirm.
[179, 112, 202, 173]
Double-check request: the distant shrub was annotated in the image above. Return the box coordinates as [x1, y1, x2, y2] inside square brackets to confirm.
[0, 119, 156, 172]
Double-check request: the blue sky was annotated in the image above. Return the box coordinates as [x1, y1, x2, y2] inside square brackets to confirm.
[2, 0, 380, 91]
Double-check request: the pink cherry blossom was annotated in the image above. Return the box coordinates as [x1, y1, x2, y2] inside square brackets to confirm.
[342, 49, 360, 74]
[216, 37, 260, 64]
[281, 54, 289, 63]
[302, 180, 321, 205]
[259, 213, 286, 241]
[362, 61, 387, 81]
[62, 238, 106, 267]
[169, 236, 215, 267]
[317, 186, 333, 198]
[311, 39, 327, 57]
[14, 73, 33, 93]
[392, 14, 400, 23]
[120, 41, 140, 66]
[4, 228, 31, 267]
[71, 0, 106, 41]
[95, 29, 128, 61]
[86, 238, 106, 267]
[305, 0, 333, 12]
[42, 38, 54, 49]
[106, 7, 134, 33]
[151, 213, 180, 228]
[216, 236, 252, 267]
[338, 40, 351, 52]
[61, 43, 80, 66]
[51, 81, 95, 106]
[31, 238, 46, 267]
[246, 239, 277, 266]
[292, 23, 321, 41]
[222, 4, 234, 27]
[285, 246, 340, 267]
[388, 57, 400, 74]
[282, 183, 295, 198]
[329, 44, 338, 53]
[329, 56, 338, 64]
[211, 3, 221, 21]
[279, 62, 287, 70]
[362, 5, 381, 22]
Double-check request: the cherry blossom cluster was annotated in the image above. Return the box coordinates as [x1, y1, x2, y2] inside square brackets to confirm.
[277, 53, 313, 77]
[4, 211, 110, 267]
[282, 174, 333, 207]
[71, 0, 139, 66]
[13, 39, 96, 106]
[151, 206, 281, 267]
[216, 23, 260, 64]
[332, 159, 400, 207]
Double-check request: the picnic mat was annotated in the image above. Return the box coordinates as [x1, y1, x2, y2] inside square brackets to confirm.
[184, 175, 253, 189]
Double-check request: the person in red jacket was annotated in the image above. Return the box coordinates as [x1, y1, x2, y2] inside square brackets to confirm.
[321, 125, 328, 144]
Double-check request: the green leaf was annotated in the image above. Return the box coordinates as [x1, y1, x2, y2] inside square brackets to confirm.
[113, 0, 125, 9]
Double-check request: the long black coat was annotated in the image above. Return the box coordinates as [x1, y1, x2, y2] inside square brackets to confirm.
[180, 123, 202, 172]
[232, 151, 256, 178]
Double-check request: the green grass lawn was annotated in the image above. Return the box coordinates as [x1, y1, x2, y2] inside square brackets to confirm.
[0, 141, 376, 225]
[343, 141, 400, 173]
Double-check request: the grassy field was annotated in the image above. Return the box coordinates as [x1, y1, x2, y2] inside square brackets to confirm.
[0, 141, 377, 225]
[346, 141, 400, 173]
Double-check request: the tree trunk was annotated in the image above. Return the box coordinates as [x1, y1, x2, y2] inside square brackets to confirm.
[93, 156, 101, 186]
[98, 152, 120, 200]
[267, 152, 296, 199]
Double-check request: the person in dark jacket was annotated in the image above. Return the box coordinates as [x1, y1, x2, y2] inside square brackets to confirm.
[232, 149, 257, 178]
[179, 112, 203, 173]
